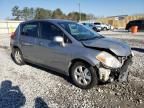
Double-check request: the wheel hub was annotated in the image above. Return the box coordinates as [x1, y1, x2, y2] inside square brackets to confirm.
[74, 66, 92, 85]
[15, 50, 22, 63]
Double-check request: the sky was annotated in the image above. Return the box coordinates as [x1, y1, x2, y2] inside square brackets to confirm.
[0, 0, 144, 19]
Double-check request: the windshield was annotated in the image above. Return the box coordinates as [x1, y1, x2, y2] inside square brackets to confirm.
[58, 22, 103, 41]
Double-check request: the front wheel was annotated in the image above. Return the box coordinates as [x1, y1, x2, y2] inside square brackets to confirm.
[13, 48, 25, 65]
[70, 62, 98, 89]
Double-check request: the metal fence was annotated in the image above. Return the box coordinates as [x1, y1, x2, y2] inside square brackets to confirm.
[0, 20, 23, 35]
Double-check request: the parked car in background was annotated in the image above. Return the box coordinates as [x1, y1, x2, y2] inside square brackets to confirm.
[125, 20, 144, 31]
[94, 22, 110, 31]
[81, 23, 101, 32]
[11, 19, 133, 89]
[106, 24, 114, 30]
[94, 24, 102, 31]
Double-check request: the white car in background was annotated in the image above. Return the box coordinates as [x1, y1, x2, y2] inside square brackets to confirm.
[94, 22, 112, 31]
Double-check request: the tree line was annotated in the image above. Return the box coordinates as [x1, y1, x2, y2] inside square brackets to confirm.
[12, 6, 96, 21]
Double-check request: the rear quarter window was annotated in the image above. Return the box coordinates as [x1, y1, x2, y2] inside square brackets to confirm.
[21, 22, 38, 37]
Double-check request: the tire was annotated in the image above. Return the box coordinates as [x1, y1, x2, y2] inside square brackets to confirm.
[70, 62, 98, 89]
[92, 27, 97, 32]
[103, 27, 107, 31]
[13, 48, 25, 65]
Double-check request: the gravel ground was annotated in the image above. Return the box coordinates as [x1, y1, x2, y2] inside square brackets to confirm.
[0, 33, 144, 108]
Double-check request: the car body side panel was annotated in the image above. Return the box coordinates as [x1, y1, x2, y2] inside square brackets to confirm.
[67, 46, 101, 71]
[19, 36, 39, 63]
[33, 38, 100, 75]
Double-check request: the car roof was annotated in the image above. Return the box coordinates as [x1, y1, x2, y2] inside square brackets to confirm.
[20, 19, 76, 25]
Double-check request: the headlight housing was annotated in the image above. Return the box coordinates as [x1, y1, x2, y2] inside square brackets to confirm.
[96, 52, 122, 68]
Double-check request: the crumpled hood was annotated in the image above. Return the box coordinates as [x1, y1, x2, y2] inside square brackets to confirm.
[82, 37, 131, 56]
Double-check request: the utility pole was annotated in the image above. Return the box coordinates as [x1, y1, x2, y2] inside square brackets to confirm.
[78, 3, 81, 22]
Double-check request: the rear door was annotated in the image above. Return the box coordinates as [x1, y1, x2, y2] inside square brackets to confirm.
[20, 22, 40, 62]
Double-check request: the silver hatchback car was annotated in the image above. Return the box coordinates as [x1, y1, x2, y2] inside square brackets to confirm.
[10, 19, 133, 89]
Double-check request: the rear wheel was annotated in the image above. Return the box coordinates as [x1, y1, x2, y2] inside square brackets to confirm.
[13, 48, 25, 65]
[70, 62, 98, 89]
[103, 27, 107, 31]
[92, 27, 98, 32]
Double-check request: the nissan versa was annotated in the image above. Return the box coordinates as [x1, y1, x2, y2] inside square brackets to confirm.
[10, 19, 133, 89]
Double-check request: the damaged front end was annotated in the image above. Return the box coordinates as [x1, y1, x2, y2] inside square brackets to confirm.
[98, 54, 133, 83]
[82, 37, 133, 83]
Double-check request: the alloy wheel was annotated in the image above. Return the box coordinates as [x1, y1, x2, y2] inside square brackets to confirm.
[14, 50, 22, 64]
[74, 66, 92, 86]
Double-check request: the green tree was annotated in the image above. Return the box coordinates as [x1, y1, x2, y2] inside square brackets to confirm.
[22, 7, 35, 20]
[68, 12, 79, 21]
[52, 8, 66, 19]
[35, 8, 52, 19]
[68, 12, 87, 21]
[11, 6, 95, 21]
[29, 8, 35, 19]
[12, 6, 22, 20]
[81, 13, 87, 21]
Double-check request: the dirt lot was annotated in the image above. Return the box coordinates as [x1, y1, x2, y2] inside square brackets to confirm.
[0, 32, 144, 108]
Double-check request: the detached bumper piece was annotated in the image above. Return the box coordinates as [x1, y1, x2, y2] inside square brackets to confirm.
[110, 57, 133, 82]
[118, 57, 132, 82]
[99, 57, 133, 83]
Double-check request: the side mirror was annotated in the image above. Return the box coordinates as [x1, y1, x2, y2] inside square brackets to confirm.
[54, 36, 65, 47]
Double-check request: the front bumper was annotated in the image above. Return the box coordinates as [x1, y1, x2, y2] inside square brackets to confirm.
[98, 57, 133, 82]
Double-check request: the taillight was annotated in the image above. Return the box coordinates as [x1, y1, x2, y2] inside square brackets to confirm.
[11, 32, 16, 39]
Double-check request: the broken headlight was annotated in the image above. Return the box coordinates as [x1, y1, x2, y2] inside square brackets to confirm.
[96, 51, 122, 68]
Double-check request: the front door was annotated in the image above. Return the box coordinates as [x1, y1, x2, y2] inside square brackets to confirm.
[37, 22, 72, 72]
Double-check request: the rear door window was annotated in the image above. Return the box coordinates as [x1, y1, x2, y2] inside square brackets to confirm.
[21, 22, 38, 37]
